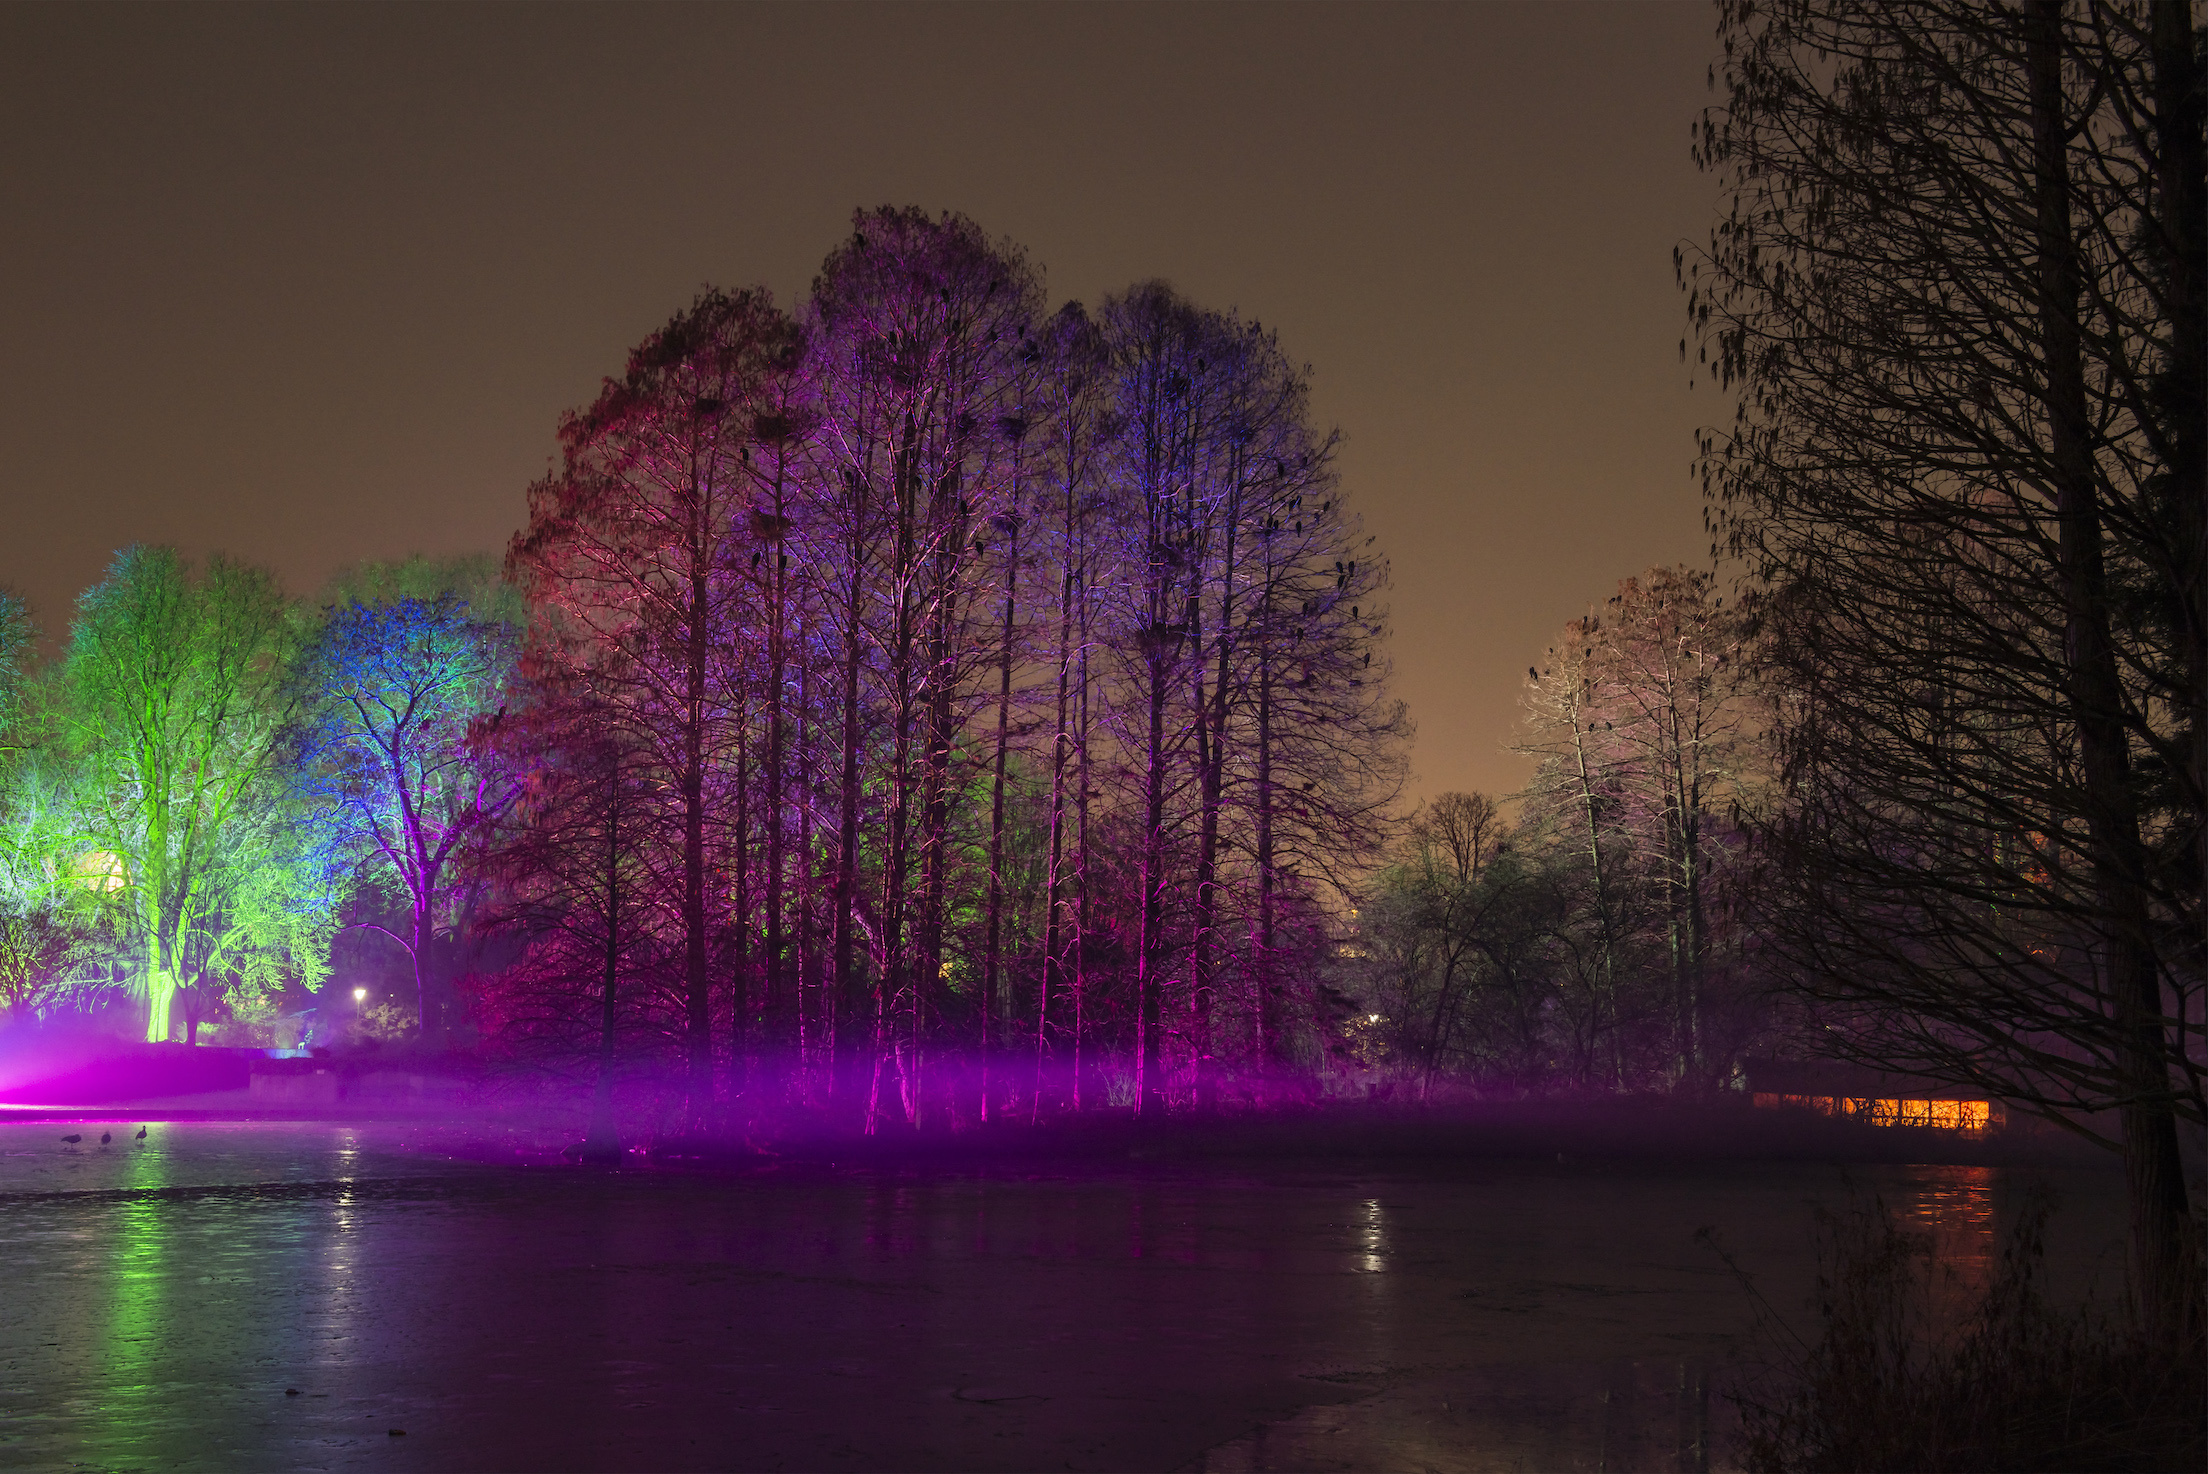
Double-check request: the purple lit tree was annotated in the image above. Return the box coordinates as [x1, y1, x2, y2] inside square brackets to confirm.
[479, 696, 659, 1159]
[1091, 283, 1403, 1110]
[488, 214, 1407, 1129]
[804, 209, 1042, 1129]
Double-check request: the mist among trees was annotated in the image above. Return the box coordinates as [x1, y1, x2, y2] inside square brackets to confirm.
[0, 5, 2200, 1343]
[0, 209, 1408, 1134]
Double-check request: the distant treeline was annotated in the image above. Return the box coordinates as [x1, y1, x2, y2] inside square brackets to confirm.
[1358, 567, 1764, 1098]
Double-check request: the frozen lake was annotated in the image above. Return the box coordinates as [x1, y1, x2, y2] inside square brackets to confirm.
[0, 1120, 2127, 1472]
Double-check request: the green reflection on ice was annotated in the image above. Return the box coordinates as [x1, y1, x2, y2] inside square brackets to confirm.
[93, 1131, 172, 1460]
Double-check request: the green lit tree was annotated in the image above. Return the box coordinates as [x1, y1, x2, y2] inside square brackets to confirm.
[0, 749, 116, 1025]
[0, 594, 108, 1024]
[64, 547, 326, 1041]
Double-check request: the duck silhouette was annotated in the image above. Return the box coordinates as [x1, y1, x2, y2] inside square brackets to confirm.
[99, 1132, 112, 1146]
[135, 1126, 148, 1142]
[60, 1134, 80, 1145]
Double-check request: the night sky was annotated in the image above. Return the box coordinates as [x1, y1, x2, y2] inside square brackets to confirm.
[1, 1, 1717, 806]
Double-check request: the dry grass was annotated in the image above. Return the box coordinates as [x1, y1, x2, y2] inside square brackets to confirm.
[1706, 1186, 2205, 1473]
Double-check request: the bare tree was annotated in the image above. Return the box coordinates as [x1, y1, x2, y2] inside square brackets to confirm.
[806, 209, 1040, 1129]
[294, 564, 523, 1044]
[510, 287, 797, 1125]
[1030, 303, 1112, 1117]
[1689, 0, 2202, 1336]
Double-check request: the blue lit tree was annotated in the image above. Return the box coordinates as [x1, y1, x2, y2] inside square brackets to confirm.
[295, 577, 522, 1042]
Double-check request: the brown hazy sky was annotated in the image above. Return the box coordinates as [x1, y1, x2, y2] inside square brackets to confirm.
[1, 1, 1719, 808]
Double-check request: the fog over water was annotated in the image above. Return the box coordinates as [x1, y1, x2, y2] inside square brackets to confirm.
[0, 1122, 2127, 1472]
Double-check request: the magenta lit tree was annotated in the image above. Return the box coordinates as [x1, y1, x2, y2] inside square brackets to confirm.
[510, 288, 799, 1126]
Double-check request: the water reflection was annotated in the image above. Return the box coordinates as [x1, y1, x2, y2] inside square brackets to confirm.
[1885, 1163, 1998, 1286]
[0, 1125, 2128, 1473]
[96, 1142, 168, 1468]
[1360, 1196, 1386, 1274]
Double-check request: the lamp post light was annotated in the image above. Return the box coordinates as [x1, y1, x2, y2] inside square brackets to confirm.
[354, 986, 367, 1022]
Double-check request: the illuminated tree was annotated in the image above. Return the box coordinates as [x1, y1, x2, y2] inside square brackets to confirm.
[491, 215, 1407, 1125]
[511, 287, 799, 1122]
[1026, 302, 1113, 1114]
[1089, 283, 1403, 1109]
[294, 561, 523, 1042]
[63, 547, 326, 1041]
[742, 343, 816, 1112]
[1091, 283, 1222, 1113]
[0, 652, 110, 1027]
[1225, 334, 1404, 1077]
[805, 209, 1041, 1128]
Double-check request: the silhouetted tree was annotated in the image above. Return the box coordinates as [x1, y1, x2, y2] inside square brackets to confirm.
[1689, 0, 2203, 1336]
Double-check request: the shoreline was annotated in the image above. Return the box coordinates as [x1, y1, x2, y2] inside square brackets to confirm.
[0, 1093, 2123, 1172]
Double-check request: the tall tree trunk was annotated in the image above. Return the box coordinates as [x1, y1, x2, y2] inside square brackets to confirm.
[1656, 678, 1702, 1087]
[684, 555, 712, 1126]
[1072, 575, 1094, 1111]
[396, 755, 442, 1048]
[763, 522, 787, 1119]
[2032, 0, 2195, 1342]
[874, 652, 912, 1136]
[834, 556, 865, 1115]
[1136, 647, 1169, 1116]
[1189, 466, 1241, 1112]
[411, 888, 437, 1053]
[731, 682, 751, 1115]
[798, 602, 821, 1105]
[146, 934, 175, 1044]
[1678, 783, 1708, 1085]
[916, 547, 959, 1132]
[984, 515, 1018, 1123]
[1039, 502, 1076, 1123]
[1255, 637, 1278, 1065]
[142, 805, 174, 1043]
[872, 431, 921, 1134]
[2151, 0, 2207, 1017]
[1567, 694, 1622, 1083]
[585, 767, 622, 1164]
